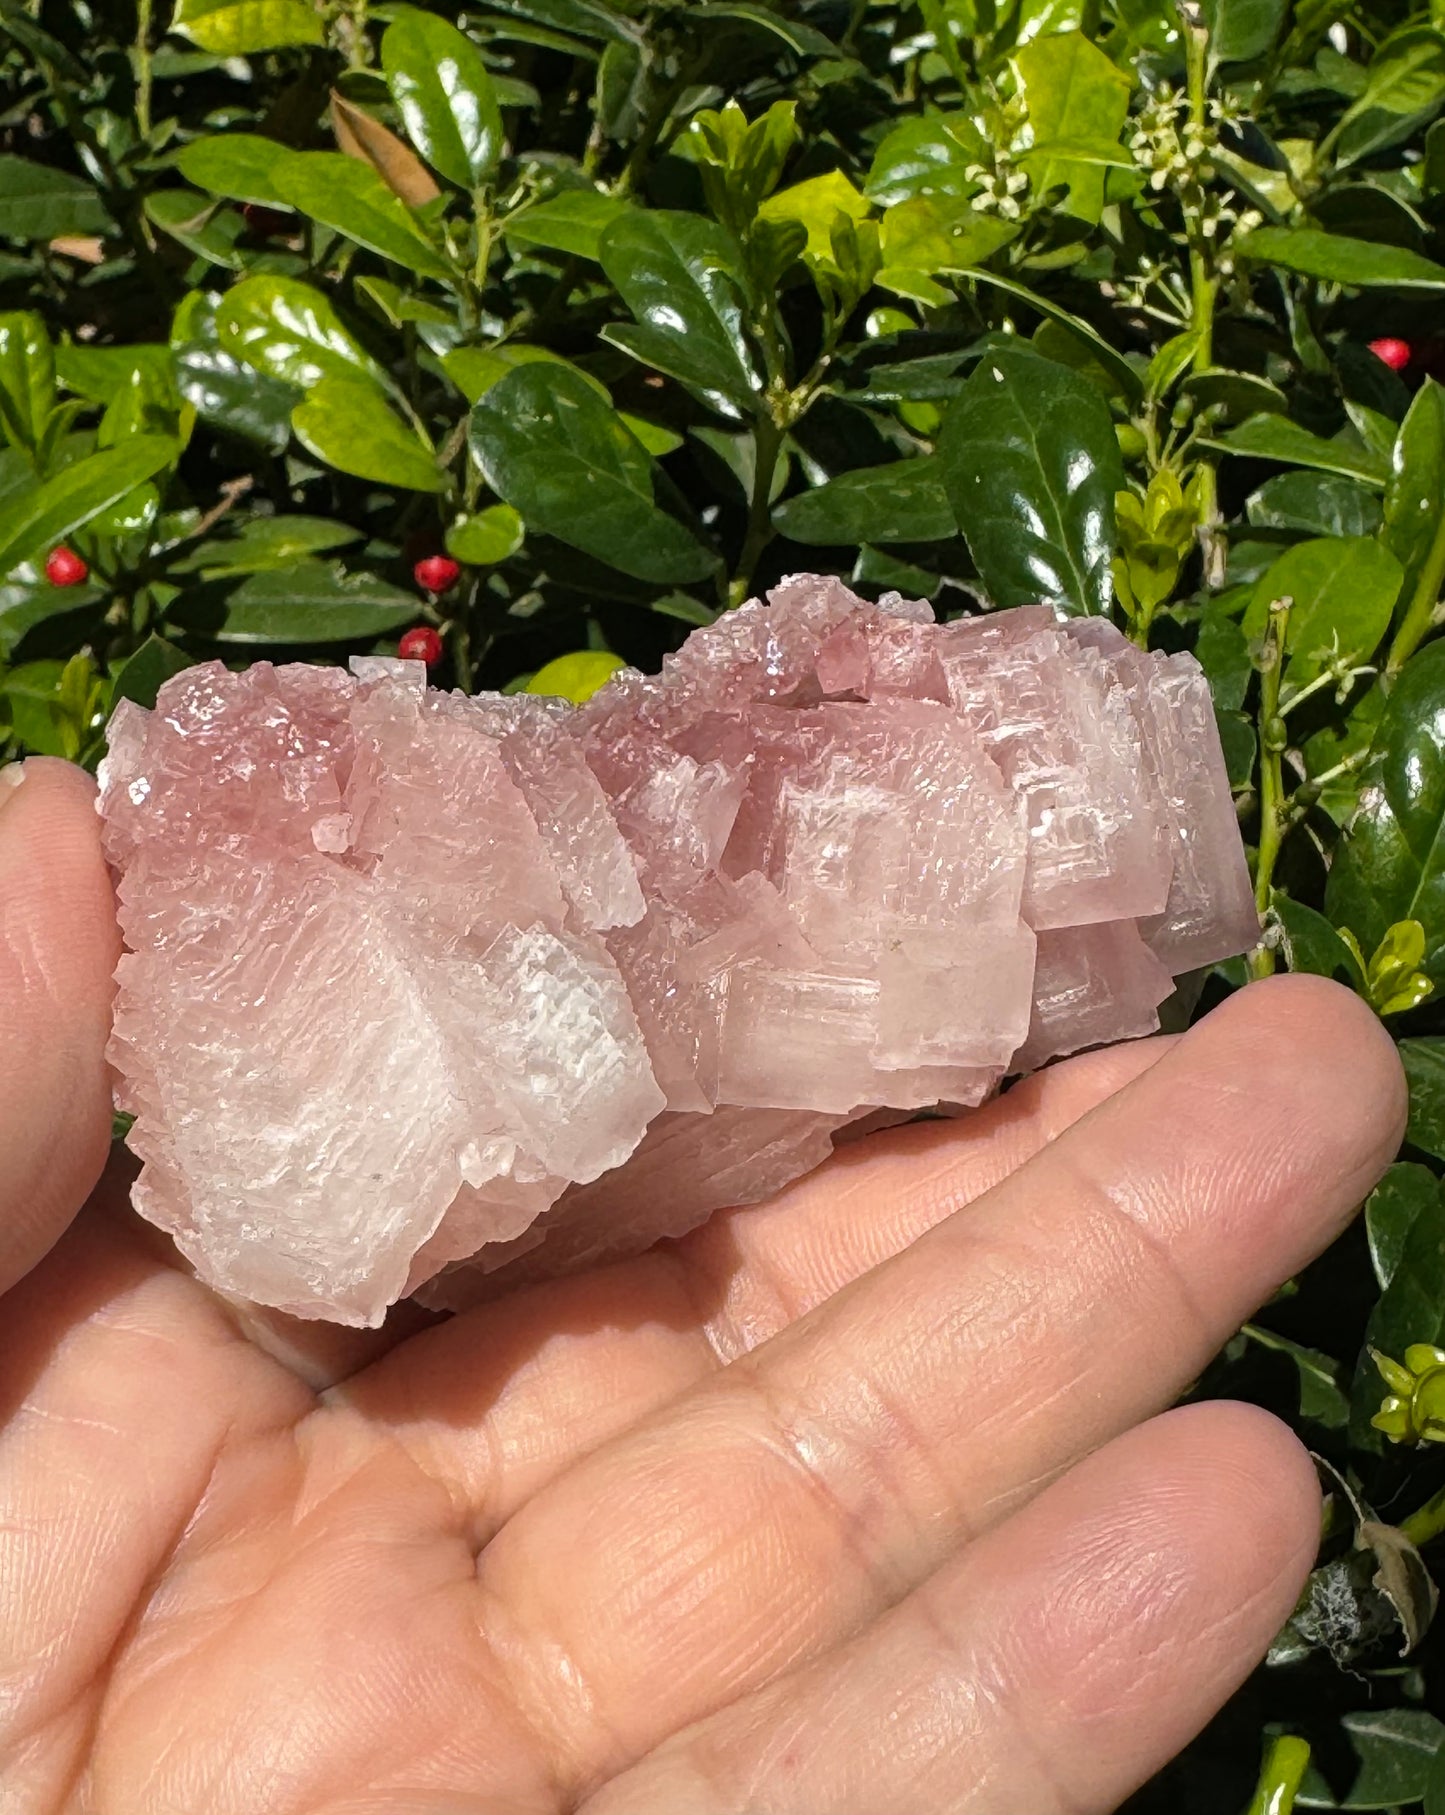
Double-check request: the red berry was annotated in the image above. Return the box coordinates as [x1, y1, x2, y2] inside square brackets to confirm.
[1369, 337, 1412, 373]
[413, 554, 461, 594]
[45, 546, 88, 587]
[398, 625, 444, 666]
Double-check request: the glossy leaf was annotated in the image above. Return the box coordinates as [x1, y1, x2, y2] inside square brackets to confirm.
[1365, 1162, 1442, 1290]
[502, 190, 631, 260]
[1247, 471, 1382, 537]
[269, 153, 453, 281]
[878, 196, 1019, 277]
[145, 188, 248, 270]
[938, 345, 1122, 615]
[0, 435, 176, 575]
[382, 12, 502, 190]
[864, 113, 985, 207]
[0, 155, 107, 240]
[172, 134, 291, 207]
[771, 456, 954, 545]
[1328, 639, 1445, 981]
[1242, 536, 1401, 684]
[216, 275, 389, 394]
[1351, 1174, 1445, 1446]
[171, 289, 297, 454]
[1297, 1711, 1445, 1809]
[525, 648, 626, 702]
[445, 341, 604, 404]
[446, 502, 524, 563]
[1206, 413, 1389, 484]
[1384, 378, 1445, 629]
[1272, 893, 1367, 987]
[167, 560, 419, 642]
[57, 341, 175, 406]
[292, 377, 447, 492]
[1236, 227, 1445, 289]
[1400, 1036, 1445, 1159]
[1013, 31, 1132, 224]
[109, 634, 194, 712]
[169, 0, 323, 53]
[468, 363, 718, 583]
[598, 210, 760, 415]
[0, 310, 54, 455]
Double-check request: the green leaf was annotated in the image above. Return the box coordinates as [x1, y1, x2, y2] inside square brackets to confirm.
[1336, 26, 1445, 166]
[878, 195, 1019, 278]
[468, 363, 718, 583]
[1247, 471, 1382, 537]
[169, 0, 323, 53]
[171, 133, 291, 207]
[1013, 31, 1132, 225]
[145, 188, 247, 271]
[771, 456, 955, 545]
[0, 311, 54, 456]
[269, 153, 452, 281]
[382, 11, 502, 190]
[1400, 1036, 1445, 1159]
[1272, 892, 1367, 986]
[1351, 1175, 1445, 1445]
[1236, 227, 1445, 289]
[1297, 1711, 1445, 1809]
[171, 289, 297, 455]
[1364, 1161, 1442, 1290]
[1202, 0, 1283, 64]
[0, 155, 108, 240]
[167, 560, 420, 642]
[216, 275, 389, 393]
[757, 170, 872, 263]
[109, 634, 194, 712]
[1196, 602, 1252, 709]
[446, 502, 524, 563]
[291, 377, 446, 492]
[938, 345, 1123, 615]
[864, 113, 986, 207]
[170, 514, 362, 576]
[1242, 536, 1401, 684]
[1206, 412, 1389, 484]
[966, 268, 1143, 399]
[598, 210, 760, 416]
[1384, 378, 1445, 629]
[1327, 639, 1445, 983]
[502, 190, 630, 260]
[1241, 1323, 1349, 1427]
[56, 341, 175, 407]
[0, 436, 176, 576]
[444, 342, 605, 404]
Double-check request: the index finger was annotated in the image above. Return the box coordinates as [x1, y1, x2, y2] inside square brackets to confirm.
[0, 760, 118, 1294]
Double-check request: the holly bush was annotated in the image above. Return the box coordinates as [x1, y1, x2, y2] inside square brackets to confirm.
[5, 0, 1445, 1803]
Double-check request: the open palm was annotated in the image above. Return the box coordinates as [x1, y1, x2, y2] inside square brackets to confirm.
[1, 759, 1405, 1815]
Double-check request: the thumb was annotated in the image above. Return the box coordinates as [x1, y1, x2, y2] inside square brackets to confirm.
[0, 759, 118, 1295]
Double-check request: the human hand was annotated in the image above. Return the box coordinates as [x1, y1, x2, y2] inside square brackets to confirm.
[1, 758, 1406, 1815]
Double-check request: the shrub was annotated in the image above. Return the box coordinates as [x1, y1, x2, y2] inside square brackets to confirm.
[3, 0, 1445, 1802]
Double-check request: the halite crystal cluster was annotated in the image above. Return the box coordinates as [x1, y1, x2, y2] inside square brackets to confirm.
[99, 577, 1257, 1326]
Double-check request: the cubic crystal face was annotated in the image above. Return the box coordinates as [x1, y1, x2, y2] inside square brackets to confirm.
[98, 579, 1258, 1325]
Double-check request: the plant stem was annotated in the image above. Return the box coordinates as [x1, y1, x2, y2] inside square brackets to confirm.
[1249, 594, 1293, 981]
[135, 0, 154, 139]
[1401, 1482, 1445, 1547]
[1384, 501, 1445, 680]
[730, 412, 784, 607]
[1242, 1734, 1311, 1815]
[1183, 12, 1225, 588]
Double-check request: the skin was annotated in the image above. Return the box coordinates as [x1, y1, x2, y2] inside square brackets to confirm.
[0, 757, 1407, 1815]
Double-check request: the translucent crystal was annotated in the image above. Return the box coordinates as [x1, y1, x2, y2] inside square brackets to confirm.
[100, 579, 1256, 1324]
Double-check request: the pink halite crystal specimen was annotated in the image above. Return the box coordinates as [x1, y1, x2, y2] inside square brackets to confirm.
[98, 578, 1257, 1325]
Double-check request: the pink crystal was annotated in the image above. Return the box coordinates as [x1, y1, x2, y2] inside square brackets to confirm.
[99, 579, 1258, 1325]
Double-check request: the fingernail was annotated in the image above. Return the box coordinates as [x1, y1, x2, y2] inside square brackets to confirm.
[0, 761, 27, 804]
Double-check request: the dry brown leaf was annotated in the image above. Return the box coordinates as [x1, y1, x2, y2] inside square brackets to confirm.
[331, 89, 441, 207]
[49, 235, 105, 264]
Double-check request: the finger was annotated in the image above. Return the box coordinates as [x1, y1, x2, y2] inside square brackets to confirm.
[471, 976, 1402, 1795]
[577, 1403, 1320, 1815]
[340, 1037, 1172, 1529]
[0, 760, 119, 1295]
